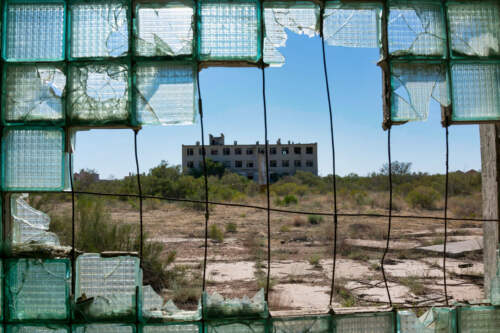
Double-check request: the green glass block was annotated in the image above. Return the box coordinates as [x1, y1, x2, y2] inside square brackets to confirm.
[203, 289, 268, 319]
[68, 63, 130, 125]
[397, 309, 456, 333]
[140, 323, 201, 333]
[206, 320, 266, 333]
[6, 325, 69, 333]
[1, 127, 65, 191]
[451, 62, 500, 122]
[263, 1, 319, 66]
[2, 64, 65, 125]
[388, 1, 446, 56]
[74, 254, 140, 321]
[272, 316, 332, 333]
[72, 325, 136, 333]
[448, 1, 500, 57]
[135, 2, 194, 57]
[390, 61, 449, 122]
[199, 0, 260, 61]
[3, 1, 65, 61]
[5, 259, 70, 321]
[323, 1, 381, 49]
[458, 306, 500, 333]
[135, 62, 196, 125]
[70, 0, 129, 58]
[334, 312, 394, 333]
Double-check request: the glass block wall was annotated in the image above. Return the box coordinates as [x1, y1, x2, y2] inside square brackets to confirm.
[0, 0, 498, 332]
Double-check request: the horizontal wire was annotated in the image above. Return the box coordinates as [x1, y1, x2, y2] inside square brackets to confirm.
[43, 190, 500, 223]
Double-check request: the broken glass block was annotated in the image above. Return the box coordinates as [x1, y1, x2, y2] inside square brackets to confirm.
[203, 289, 268, 319]
[74, 254, 140, 321]
[141, 285, 201, 322]
[448, 2, 500, 57]
[68, 63, 130, 125]
[70, 0, 129, 58]
[206, 320, 266, 333]
[72, 325, 135, 333]
[2, 128, 65, 191]
[335, 312, 394, 333]
[6, 326, 69, 333]
[388, 1, 446, 56]
[135, 62, 196, 125]
[135, 2, 194, 57]
[199, 0, 260, 61]
[3, 64, 65, 124]
[263, 1, 319, 66]
[390, 61, 449, 122]
[323, 2, 381, 49]
[458, 306, 500, 333]
[5, 259, 70, 321]
[398, 309, 455, 333]
[451, 62, 500, 122]
[272, 315, 332, 333]
[4, 1, 65, 61]
[141, 324, 200, 333]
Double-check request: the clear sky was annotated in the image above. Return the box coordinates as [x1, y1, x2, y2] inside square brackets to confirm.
[74, 33, 481, 179]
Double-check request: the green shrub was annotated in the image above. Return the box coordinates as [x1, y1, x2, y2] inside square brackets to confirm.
[308, 215, 323, 225]
[225, 222, 237, 233]
[406, 186, 440, 209]
[279, 225, 291, 232]
[308, 254, 322, 267]
[283, 194, 298, 206]
[209, 224, 224, 243]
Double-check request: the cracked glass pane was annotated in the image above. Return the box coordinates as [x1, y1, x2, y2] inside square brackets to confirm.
[142, 285, 201, 321]
[135, 62, 196, 125]
[388, 1, 446, 56]
[6, 326, 68, 333]
[390, 62, 449, 122]
[451, 62, 500, 122]
[2, 128, 65, 191]
[335, 313, 394, 333]
[323, 2, 381, 49]
[263, 1, 319, 66]
[72, 325, 135, 333]
[70, 0, 129, 58]
[448, 2, 500, 57]
[135, 1, 194, 57]
[142, 324, 200, 333]
[11, 194, 60, 246]
[199, 0, 259, 61]
[5, 259, 69, 321]
[75, 254, 140, 321]
[68, 63, 129, 125]
[458, 306, 500, 332]
[203, 289, 267, 319]
[3, 64, 65, 124]
[398, 309, 455, 333]
[4, 2, 65, 61]
[272, 316, 332, 333]
[206, 320, 266, 333]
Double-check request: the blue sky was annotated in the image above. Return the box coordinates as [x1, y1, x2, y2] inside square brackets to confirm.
[74, 33, 481, 179]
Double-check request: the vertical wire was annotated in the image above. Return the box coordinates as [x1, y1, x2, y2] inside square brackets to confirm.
[133, 130, 144, 263]
[380, 128, 393, 307]
[443, 126, 449, 306]
[319, 7, 339, 308]
[68, 136, 76, 295]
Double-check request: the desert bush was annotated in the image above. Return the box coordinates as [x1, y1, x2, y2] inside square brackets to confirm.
[293, 216, 305, 227]
[274, 194, 299, 206]
[308, 254, 322, 267]
[449, 193, 482, 218]
[271, 182, 308, 197]
[406, 186, 440, 209]
[209, 224, 224, 243]
[308, 215, 323, 225]
[225, 222, 238, 233]
[279, 225, 291, 232]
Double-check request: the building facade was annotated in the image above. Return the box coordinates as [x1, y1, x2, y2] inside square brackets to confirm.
[182, 134, 318, 183]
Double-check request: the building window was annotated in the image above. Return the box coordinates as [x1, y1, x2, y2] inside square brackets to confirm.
[246, 161, 254, 168]
[211, 149, 218, 155]
[306, 146, 313, 154]
[281, 147, 289, 155]
[294, 147, 301, 154]
[306, 160, 314, 167]
[187, 148, 194, 156]
[282, 160, 289, 167]
[223, 147, 231, 155]
[294, 160, 301, 167]
[187, 161, 194, 168]
[235, 160, 243, 168]
[246, 148, 254, 155]
[235, 148, 242, 155]
[223, 161, 231, 167]
[247, 174, 254, 180]
[198, 148, 203, 155]
[270, 160, 277, 167]
[270, 147, 277, 155]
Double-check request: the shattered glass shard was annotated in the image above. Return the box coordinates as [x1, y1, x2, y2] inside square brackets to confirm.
[135, 62, 196, 126]
[135, 2, 194, 57]
[203, 289, 268, 319]
[70, 0, 129, 58]
[391, 62, 449, 122]
[263, 1, 319, 66]
[4, 64, 65, 124]
[389, 2, 446, 56]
